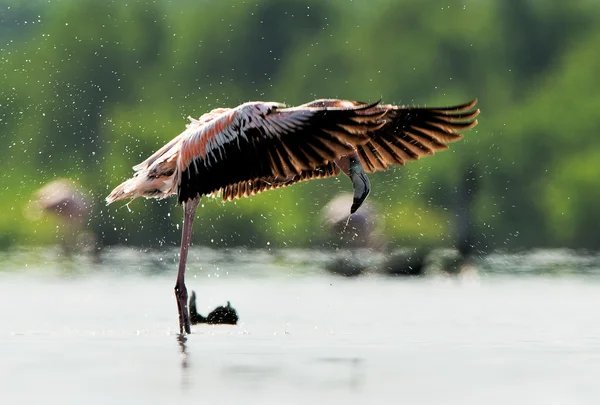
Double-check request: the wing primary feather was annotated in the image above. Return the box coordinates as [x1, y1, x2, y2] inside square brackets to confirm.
[361, 143, 379, 168]
[364, 142, 389, 171]
[400, 135, 431, 156]
[381, 137, 414, 162]
[357, 146, 376, 172]
[273, 142, 301, 176]
[266, 143, 287, 178]
[365, 140, 399, 166]
[409, 129, 450, 151]
[429, 98, 478, 114]
[281, 142, 313, 172]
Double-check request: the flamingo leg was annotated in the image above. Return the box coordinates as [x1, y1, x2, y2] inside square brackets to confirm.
[335, 151, 371, 214]
[175, 196, 200, 334]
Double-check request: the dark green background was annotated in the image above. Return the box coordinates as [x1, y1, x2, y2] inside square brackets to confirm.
[1, 0, 598, 250]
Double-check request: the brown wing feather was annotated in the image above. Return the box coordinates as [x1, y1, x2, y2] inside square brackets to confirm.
[220, 162, 340, 201]
[178, 101, 384, 203]
[356, 99, 480, 172]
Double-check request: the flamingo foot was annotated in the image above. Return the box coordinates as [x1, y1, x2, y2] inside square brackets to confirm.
[175, 282, 191, 334]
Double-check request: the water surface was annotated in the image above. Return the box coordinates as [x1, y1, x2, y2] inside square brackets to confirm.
[1, 247, 599, 404]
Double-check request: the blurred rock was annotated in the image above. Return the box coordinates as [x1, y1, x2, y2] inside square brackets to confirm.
[321, 193, 385, 250]
[324, 249, 378, 277]
[321, 193, 385, 276]
[379, 248, 429, 277]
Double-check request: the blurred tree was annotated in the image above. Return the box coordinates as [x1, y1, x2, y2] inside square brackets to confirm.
[1, 0, 600, 250]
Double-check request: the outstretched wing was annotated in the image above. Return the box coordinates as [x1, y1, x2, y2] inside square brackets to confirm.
[176, 101, 385, 203]
[355, 99, 480, 172]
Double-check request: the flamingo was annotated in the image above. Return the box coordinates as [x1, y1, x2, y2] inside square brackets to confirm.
[28, 179, 98, 258]
[106, 97, 479, 334]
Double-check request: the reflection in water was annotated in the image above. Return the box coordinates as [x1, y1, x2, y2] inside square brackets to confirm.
[177, 334, 190, 391]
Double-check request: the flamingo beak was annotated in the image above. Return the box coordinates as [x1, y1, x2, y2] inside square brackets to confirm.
[348, 156, 371, 214]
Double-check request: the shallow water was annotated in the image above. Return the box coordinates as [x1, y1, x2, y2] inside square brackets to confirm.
[2, 247, 600, 404]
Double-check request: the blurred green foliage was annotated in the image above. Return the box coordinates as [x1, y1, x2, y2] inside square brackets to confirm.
[1, 0, 599, 250]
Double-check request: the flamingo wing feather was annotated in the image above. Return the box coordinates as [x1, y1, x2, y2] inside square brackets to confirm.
[106, 98, 479, 206]
[176, 101, 384, 203]
[355, 99, 480, 172]
[220, 162, 341, 201]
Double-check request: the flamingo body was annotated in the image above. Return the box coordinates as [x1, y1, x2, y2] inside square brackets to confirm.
[107, 97, 479, 334]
